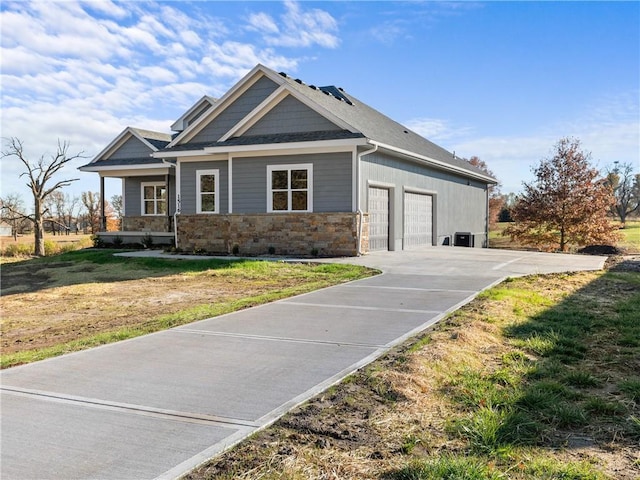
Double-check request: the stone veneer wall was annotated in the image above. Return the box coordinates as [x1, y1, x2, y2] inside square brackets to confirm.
[177, 213, 367, 256]
[122, 216, 172, 232]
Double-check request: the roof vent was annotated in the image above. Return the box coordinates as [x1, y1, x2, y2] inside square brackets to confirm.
[278, 72, 288, 77]
[295, 78, 304, 85]
[403, 130, 409, 134]
[322, 90, 333, 97]
[338, 87, 345, 91]
[309, 85, 318, 90]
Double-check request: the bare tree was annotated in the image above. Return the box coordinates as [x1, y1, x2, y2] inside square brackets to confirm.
[605, 162, 640, 225]
[111, 194, 123, 230]
[1, 138, 83, 256]
[504, 137, 619, 252]
[81, 191, 100, 234]
[0, 193, 26, 240]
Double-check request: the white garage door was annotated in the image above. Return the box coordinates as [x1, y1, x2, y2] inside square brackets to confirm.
[368, 187, 389, 251]
[403, 192, 432, 248]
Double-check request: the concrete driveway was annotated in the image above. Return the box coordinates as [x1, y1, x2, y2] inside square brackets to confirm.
[0, 247, 604, 480]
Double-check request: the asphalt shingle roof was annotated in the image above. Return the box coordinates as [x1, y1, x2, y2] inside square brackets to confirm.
[279, 73, 490, 179]
[161, 130, 365, 152]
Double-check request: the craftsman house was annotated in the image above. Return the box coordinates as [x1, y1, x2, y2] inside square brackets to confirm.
[80, 64, 496, 256]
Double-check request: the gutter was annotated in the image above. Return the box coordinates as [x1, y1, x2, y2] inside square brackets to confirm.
[368, 140, 498, 184]
[356, 143, 378, 255]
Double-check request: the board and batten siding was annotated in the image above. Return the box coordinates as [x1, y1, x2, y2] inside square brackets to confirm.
[179, 161, 229, 214]
[188, 76, 279, 144]
[107, 137, 153, 160]
[360, 151, 487, 248]
[232, 152, 352, 214]
[124, 175, 176, 216]
[245, 95, 342, 136]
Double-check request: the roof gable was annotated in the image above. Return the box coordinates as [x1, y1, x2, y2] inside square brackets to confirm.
[170, 95, 216, 132]
[243, 95, 342, 137]
[169, 65, 284, 147]
[89, 127, 171, 165]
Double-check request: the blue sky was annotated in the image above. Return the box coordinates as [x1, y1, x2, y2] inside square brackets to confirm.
[1, 0, 638, 204]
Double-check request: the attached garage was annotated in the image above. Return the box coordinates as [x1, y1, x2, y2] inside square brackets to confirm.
[403, 191, 433, 248]
[368, 186, 389, 251]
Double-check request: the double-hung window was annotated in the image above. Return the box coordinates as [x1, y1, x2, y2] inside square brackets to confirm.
[196, 169, 219, 214]
[141, 182, 166, 215]
[267, 164, 313, 212]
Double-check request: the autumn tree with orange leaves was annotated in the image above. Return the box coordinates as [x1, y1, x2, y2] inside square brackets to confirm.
[504, 137, 619, 252]
[468, 156, 504, 228]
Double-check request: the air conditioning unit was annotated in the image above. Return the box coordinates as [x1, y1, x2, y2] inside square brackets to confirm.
[454, 232, 474, 247]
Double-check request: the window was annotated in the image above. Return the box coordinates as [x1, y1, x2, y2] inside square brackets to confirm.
[267, 164, 313, 212]
[196, 169, 219, 214]
[141, 182, 166, 216]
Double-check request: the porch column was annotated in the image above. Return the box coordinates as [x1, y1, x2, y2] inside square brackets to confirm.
[165, 173, 171, 232]
[100, 176, 106, 231]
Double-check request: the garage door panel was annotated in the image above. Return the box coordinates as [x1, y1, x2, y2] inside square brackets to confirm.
[404, 192, 432, 248]
[368, 187, 389, 251]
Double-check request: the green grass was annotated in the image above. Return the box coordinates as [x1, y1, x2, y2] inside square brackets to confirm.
[1, 249, 376, 368]
[419, 270, 639, 479]
[389, 455, 504, 480]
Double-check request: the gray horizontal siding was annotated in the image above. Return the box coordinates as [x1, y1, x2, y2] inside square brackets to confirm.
[179, 161, 229, 214]
[124, 175, 176, 216]
[245, 95, 341, 136]
[108, 137, 153, 160]
[233, 152, 352, 213]
[360, 151, 488, 248]
[189, 76, 279, 144]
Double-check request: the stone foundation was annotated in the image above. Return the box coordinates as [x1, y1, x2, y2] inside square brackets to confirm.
[176, 212, 367, 257]
[122, 216, 172, 232]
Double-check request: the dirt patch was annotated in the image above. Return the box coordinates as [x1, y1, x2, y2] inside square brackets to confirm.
[607, 255, 640, 272]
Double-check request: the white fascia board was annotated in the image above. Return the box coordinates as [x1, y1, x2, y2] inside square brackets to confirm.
[171, 154, 228, 163]
[128, 128, 161, 152]
[170, 95, 215, 132]
[86, 127, 161, 166]
[369, 141, 498, 184]
[219, 85, 289, 141]
[203, 137, 368, 157]
[168, 65, 284, 147]
[151, 149, 217, 159]
[88, 127, 131, 163]
[79, 164, 170, 173]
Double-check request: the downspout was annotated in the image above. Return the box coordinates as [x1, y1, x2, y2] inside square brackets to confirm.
[485, 185, 490, 248]
[356, 143, 378, 255]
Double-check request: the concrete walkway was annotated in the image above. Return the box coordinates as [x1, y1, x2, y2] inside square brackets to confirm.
[0, 248, 605, 480]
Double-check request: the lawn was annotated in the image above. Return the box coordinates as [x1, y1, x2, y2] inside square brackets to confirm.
[489, 219, 640, 253]
[0, 249, 376, 368]
[0, 233, 94, 258]
[187, 263, 640, 480]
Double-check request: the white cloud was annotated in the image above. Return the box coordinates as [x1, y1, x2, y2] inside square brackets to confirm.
[0, 0, 341, 201]
[251, 0, 339, 49]
[406, 91, 640, 194]
[247, 12, 279, 35]
[405, 118, 474, 142]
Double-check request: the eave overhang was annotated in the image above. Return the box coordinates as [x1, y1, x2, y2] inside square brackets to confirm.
[368, 140, 498, 185]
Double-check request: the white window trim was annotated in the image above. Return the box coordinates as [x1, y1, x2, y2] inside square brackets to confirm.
[267, 163, 313, 213]
[141, 181, 167, 216]
[196, 169, 220, 214]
